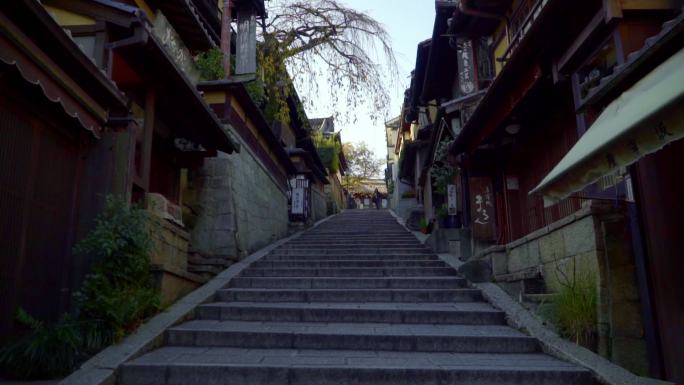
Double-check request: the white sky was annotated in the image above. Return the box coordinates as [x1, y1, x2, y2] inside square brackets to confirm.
[296, 0, 436, 161]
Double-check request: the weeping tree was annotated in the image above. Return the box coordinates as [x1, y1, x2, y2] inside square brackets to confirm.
[253, 0, 398, 124]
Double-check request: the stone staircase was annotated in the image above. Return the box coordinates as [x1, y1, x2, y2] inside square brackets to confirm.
[119, 210, 594, 385]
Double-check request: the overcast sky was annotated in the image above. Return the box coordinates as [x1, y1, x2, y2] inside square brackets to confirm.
[298, 0, 435, 161]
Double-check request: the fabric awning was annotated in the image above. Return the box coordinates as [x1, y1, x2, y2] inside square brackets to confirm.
[532, 46, 684, 205]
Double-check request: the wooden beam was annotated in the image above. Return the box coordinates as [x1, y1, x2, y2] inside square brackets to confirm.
[620, 0, 682, 10]
[141, 87, 156, 192]
[557, 9, 606, 73]
[604, 0, 623, 22]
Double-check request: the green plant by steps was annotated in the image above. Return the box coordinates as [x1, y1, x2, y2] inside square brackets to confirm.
[431, 139, 457, 195]
[0, 309, 108, 380]
[401, 191, 416, 198]
[73, 195, 160, 342]
[549, 263, 598, 350]
[0, 196, 158, 380]
[418, 217, 429, 229]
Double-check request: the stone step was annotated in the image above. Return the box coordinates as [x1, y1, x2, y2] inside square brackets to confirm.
[239, 267, 458, 277]
[277, 244, 430, 249]
[121, 347, 592, 385]
[268, 248, 433, 256]
[229, 276, 468, 289]
[300, 231, 408, 235]
[196, 302, 504, 325]
[215, 288, 483, 303]
[283, 240, 423, 246]
[165, 320, 537, 353]
[251, 259, 448, 268]
[297, 234, 411, 239]
[262, 254, 440, 261]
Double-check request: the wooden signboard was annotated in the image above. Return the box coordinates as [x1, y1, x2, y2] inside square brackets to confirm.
[457, 38, 476, 95]
[469, 177, 496, 240]
[292, 187, 304, 214]
[447, 184, 458, 215]
[236, 9, 257, 75]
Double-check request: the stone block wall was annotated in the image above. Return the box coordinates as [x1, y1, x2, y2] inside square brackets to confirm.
[481, 206, 601, 293]
[312, 187, 327, 222]
[149, 219, 190, 271]
[148, 219, 205, 305]
[474, 201, 647, 375]
[189, 135, 289, 260]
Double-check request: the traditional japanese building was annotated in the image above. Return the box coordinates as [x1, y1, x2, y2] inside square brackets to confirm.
[286, 95, 329, 224]
[414, 0, 684, 381]
[0, 0, 129, 341]
[310, 117, 349, 214]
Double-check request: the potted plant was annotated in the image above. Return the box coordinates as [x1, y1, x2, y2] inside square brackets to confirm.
[418, 217, 432, 234]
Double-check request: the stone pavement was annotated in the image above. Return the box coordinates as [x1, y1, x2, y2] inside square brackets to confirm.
[119, 210, 594, 385]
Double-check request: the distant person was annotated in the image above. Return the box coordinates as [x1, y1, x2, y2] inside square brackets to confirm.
[373, 188, 381, 209]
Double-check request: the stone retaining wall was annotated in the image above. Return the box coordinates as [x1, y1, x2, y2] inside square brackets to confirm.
[473, 200, 648, 375]
[189, 134, 289, 260]
[312, 187, 327, 222]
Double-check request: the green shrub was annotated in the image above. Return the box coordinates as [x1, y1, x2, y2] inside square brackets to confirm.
[549, 265, 598, 350]
[195, 47, 225, 80]
[74, 195, 160, 341]
[0, 196, 159, 380]
[0, 309, 108, 380]
[418, 217, 429, 229]
[313, 132, 342, 174]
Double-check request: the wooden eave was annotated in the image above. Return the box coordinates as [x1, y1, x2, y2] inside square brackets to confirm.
[198, 79, 297, 174]
[230, 0, 267, 19]
[43, 0, 147, 28]
[422, 2, 460, 102]
[7, 0, 128, 108]
[147, 0, 218, 51]
[410, 39, 432, 109]
[109, 21, 238, 153]
[287, 148, 329, 184]
[297, 136, 328, 179]
[446, 0, 512, 37]
[0, 0, 128, 136]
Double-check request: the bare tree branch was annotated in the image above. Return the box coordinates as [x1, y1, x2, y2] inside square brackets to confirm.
[259, 0, 399, 123]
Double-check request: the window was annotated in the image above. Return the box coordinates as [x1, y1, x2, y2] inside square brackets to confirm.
[73, 35, 96, 59]
[576, 37, 618, 100]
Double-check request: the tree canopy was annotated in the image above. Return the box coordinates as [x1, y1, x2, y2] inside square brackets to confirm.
[342, 141, 384, 190]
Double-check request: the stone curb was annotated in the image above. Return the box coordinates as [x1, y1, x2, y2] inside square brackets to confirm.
[58, 214, 337, 385]
[469, 278, 673, 385]
[389, 208, 672, 385]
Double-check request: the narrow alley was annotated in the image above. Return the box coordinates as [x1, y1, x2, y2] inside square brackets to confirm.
[2, 1, 683, 384]
[119, 210, 591, 385]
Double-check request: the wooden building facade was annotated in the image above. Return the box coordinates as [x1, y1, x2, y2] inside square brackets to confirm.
[403, 0, 684, 381]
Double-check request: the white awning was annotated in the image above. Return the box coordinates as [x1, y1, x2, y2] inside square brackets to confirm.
[531, 46, 684, 205]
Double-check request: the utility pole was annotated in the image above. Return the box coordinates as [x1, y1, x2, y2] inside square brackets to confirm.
[221, 0, 231, 78]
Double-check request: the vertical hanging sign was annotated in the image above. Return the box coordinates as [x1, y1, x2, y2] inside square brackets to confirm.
[447, 184, 458, 215]
[292, 186, 304, 214]
[457, 38, 476, 95]
[469, 177, 496, 240]
[236, 9, 257, 75]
